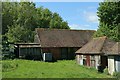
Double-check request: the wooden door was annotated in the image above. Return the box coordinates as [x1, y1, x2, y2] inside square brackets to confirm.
[86, 55, 90, 66]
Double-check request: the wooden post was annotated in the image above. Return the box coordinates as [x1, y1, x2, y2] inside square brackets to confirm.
[18, 45, 20, 58]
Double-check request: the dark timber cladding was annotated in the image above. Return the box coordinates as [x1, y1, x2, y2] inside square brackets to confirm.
[35, 28, 95, 60]
[14, 43, 42, 60]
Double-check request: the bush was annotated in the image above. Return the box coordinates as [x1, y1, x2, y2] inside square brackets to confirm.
[113, 72, 120, 79]
[2, 61, 18, 72]
[104, 68, 109, 75]
[2, 52, 15, 60]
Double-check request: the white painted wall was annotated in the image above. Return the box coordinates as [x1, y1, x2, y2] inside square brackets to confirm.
[108, 56, 115, 75]
[95, 55, 100, 69]
[80, 55, 83, 65]
[76, 55, 80, 64]
[76, 55, 83, 65]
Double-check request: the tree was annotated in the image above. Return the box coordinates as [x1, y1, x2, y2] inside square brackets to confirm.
[50, 13, 62, 29]
[6, 24, 35, 43]
[2, 2, 70, 43]
[2, 2, 37, 43]
[2, 2, 18, 34]
[50, 13, 69, 29]
[0, 35, 2, 55]
[2, 2, 37, 34]
[60, 21, 69, 29]
[94, 1, 120, 41]
[36, 8, 70, 29]
[16, 2, 37, 30]
[36, 7, 52, 28]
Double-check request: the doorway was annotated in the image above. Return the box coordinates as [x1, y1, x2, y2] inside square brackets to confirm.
[101, 56, 108, 69]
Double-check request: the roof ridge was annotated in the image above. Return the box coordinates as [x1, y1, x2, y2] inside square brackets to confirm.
[93, 36, 107, 39]
[99, 36, 107, 53]
[35, 28, 96, 31]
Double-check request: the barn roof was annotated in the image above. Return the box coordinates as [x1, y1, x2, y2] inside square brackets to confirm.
[106, 42, 120, 55]
[35, 28, 95, 47]
[75, 36, 116, 55]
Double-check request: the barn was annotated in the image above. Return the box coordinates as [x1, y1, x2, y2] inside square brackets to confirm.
[34, 28, 95, 60]
[75, 36, 116, 70]
[15, 28, 95, 61]
[106, 42, 120, 75]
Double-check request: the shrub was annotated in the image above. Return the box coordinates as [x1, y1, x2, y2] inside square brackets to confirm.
[2, 52, 15, 60]
[2, 61, 18, 72]
[104, 68, 109, 75]
[113, 72, 120, 79]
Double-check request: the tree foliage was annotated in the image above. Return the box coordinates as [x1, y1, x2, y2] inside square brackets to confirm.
[16, 2, 37, 30]
[36, 7, 69, 29]
[50, 13, 69, 29]
[2, 2, 70, 43]
[6, 24, 35, 43]
[94, 1, 120, 41]
[2, 2, 18, 34]
[36, 7, 52, 28]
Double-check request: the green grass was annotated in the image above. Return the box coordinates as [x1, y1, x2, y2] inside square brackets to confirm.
[2, 59, 112, 78]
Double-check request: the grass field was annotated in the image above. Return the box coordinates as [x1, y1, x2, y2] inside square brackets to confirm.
[2, 59, 112, 78]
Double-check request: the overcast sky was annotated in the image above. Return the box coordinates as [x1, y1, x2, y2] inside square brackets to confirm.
[35, 2, 100, 30]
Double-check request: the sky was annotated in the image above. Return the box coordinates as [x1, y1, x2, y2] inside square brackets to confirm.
[35, 2, 100, 30]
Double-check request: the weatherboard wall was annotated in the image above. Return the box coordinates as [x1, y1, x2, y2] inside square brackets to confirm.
[76, 54, 101, 69]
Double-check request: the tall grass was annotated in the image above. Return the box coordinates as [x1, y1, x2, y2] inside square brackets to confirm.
[2, 59, 112, 78]
[2, 60, 18, 72]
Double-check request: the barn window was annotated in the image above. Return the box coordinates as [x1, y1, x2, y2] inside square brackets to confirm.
[91, 55, 95, 67]
[83, 55, 86, 66]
